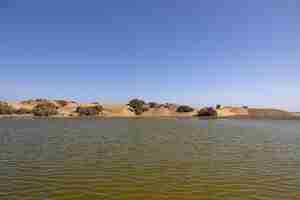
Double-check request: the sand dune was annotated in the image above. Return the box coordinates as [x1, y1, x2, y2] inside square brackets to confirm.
[102, 104, 135, 117]
[1, 100, 299, 119]
[217, 107, 248, 117]
[247, 108, 294, 119]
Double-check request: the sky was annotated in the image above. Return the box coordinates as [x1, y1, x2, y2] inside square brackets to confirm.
[0, 0, 300, 111]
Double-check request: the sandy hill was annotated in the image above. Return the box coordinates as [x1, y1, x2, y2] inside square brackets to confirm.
[102, 104, 135, 117]
[247, 108, 294, 119]
[1, 100, 298, 119]
[217, 107, 248, 117]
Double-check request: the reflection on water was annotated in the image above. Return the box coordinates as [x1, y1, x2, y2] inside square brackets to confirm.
[1, 118, 300, 200]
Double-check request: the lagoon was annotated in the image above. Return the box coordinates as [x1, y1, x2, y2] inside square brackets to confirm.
[1, 118, 300, 200]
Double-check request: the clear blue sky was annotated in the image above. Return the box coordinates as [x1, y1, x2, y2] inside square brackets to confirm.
[1, 0, 300, 111]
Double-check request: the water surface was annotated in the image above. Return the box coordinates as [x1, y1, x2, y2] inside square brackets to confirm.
[1, 118, 300, 200]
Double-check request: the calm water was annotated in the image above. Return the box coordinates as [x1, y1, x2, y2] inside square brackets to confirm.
[1, 118, 300, 200]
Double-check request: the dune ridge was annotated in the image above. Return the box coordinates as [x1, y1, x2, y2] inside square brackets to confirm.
[0, 99, 299, 119]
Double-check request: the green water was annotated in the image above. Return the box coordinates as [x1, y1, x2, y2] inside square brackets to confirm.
[1, 118, 300, 200]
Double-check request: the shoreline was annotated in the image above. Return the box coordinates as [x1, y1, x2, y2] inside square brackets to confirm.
[1, 99, 299, 120]
[1, 114, 300, 120]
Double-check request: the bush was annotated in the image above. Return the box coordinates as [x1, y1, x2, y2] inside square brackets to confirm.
[15, 108, 32, 114]
[90, 102, 100, 105]
[128, 99, 147, 115]
[36, 98, 48, 102]
[94, 105, 103, 112]
[32, 102, 58, 116]
[76, 105, 103, 116]
[198, 107, 217, 117]
[176, 105, 194, 113]
[216, 104, 221, 109]
[21, 99, 49, 105]
[163, 103, 177, 110]
[149, 102, 159, 108]
[0, 102, 16, 115]
[242, 106, 248, 109]
[55, 100, 68, 107]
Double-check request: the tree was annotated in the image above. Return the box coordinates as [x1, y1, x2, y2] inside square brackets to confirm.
[128, 99, 147, 115]
[176, 105, 194, 113]
[216, 104, 221, 109]
[32, 102, 58, 116]
[149, 102, 159, 108]
[76, 105, 103, 116]
[55, 100, 69, 107]
[15, 108, 32, 114]
[198, 107, 217, 117]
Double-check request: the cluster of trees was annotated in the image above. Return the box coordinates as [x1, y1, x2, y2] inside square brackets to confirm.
[15, 108, 32, 114]
[21, 98, 49, 104]
[0, 101, 60, 117]
[55, 100, 69, 107]
[0, 99, 106, 117]
[0, 102, 34, 115]
[128, 99, 197, 115]
[0, 102, 16, 115]
[32, 102, 58, 116]
[149, 102, 177, 109]
[76, 105, 103, 116]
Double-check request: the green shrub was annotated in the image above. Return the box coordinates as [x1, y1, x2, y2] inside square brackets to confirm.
[149, 102, 159, 108]
[163, 103, 177, 110]
[216, 104, 221, 109]
[198, 107, 217, 117]
[21, 99, 49, 105]
[76, 105, 103, 116]
[94, 105, 103, 112]
[32, 102, 58, 116]
[128, 99, 147, 115]
[0, 102, 16, 115]
[55, 100, 68, 107]
[15, 108, 32, 114]
[176, 105, 194, 113]
[36, 98, 48, 102]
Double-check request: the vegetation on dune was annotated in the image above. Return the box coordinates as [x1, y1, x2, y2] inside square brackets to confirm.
[176, 105, 194, 113]
[22, 99, 49, 104]
[0, 101, 33, 115]
[55, 100, 69, 107]
[15, 108, 32, 114]
[32, 102, 58, 116]
[3, 98, 297, 119]
[90, 102, 100, 105]
[0, 102, 16, 115]
[76, 105, 103, 116]
[128, 99, 148, 115]
[198, 107, 217, 117]
[163, 103, 177, 110]
[149, 102, 159, 108]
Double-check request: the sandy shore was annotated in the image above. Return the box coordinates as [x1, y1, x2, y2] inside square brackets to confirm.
[1, 100, 299, 120]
